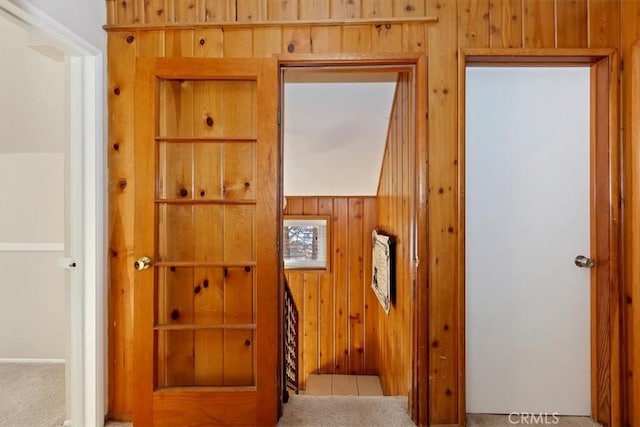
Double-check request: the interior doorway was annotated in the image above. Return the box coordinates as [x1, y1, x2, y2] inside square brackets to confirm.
[465, 66, 591, 415]
[277, 55, 428, 425]
[0, 3, 104, 426]
[458, 49, 621, 427]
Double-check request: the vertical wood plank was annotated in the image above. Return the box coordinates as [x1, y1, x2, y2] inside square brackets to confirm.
[318, 197, 335, 374]
[348, 198, 365, 374]
[622, 3, 640, 426]
[143, 0, 169, 24]
[267, 0, 299, 20]
[588, 0, 620, 48]
[371, 24, 404, 53]
[426, 0, 459, 423]
[310, 26, 342, 53]
[194, 28, 224, 58]
[252, 27, 283, 57]
[107, 31, 137, 420]
[626, 39, 640, 427]
[341, 25, 373, 53]
[236, 0, 266, 21]
[202, 0, 234, 22]
[522, 0, 555, 48]
[556, 0, 588, 48]
[299, 0, 330, 19]
[489, 0, 523, 48]
[302, 197, 319, 215]
[331, 0, 362, 19]
[174, 0, 200, 22]
[283, 27, 312, 54]
[116, 0, 140, 25]
[333, 197, 349, 374]
[285, 197, 303, 214]
[362, 0, 393, 18]
[303, 274, 320, 378]
[223, 28, 254, 58]
[363, 197, 378, 374]
[136, 30, 165, 57]
[458, 0, 490, 48]
[402, 23, 427, 52]
[165, 29, 195, 57]
[192, 76, 224, 386]
[106, 0, 117, 25]
[393, 0, 426, 17]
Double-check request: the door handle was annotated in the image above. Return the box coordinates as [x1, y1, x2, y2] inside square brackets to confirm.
[134, 256, 152, 271]
[574, 255, 594, 268]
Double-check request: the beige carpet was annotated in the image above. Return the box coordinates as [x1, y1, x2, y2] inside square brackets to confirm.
[467, 414, 601, 426]
[106, 396, 414, 427]
[0, 362, 65, 427]
[278, 395, 414, 427]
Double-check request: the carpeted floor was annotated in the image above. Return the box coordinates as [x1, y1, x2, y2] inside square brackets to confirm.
[0, 362, 65, 427]
[278, 395, 414, 427]
[105, 396, 413, 427]
[467, 413, 601, 426]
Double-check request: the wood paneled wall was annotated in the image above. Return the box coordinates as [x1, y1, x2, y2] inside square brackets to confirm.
[375, 73, 414, 397]
[105, 0, 640, 424]
[283, 196, 378, 390]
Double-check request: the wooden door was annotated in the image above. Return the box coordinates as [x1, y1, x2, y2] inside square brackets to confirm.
[133, 58, 279, 426]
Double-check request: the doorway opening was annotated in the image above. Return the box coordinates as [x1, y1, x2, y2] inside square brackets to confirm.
[0, 3, 104, 427]
[458, 49, 621, 427]
[277, 55, 428, 425]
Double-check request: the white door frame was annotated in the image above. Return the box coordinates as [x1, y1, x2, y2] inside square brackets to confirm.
[0, 1, 105, 426]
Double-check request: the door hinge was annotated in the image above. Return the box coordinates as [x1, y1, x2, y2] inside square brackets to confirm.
[277, 107, 281, 126]
[276, 233, 280, 252]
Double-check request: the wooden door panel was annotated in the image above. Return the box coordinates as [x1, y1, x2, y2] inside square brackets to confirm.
[223, 329, 255, 386]
[158, 80, 195, 137]
[223, 205, 255, 263]
[134, 58, 278, 426]
[158, 330, 196, 387]
[194, 330, 224, 386]
[194, 143, 223, 200]
[224, 267, 254, 324]
[224, 143, 256, 199]
[158, 143, 194, 199]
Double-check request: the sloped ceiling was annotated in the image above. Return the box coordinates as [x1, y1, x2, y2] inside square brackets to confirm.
[284, 71, 397, 196]
[0, 13, 66, 154]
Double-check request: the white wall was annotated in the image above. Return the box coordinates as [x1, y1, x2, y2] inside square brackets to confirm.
[0, 154, 66, 359]
[0, 13, 67, 360]
[283, 73, 396, 196]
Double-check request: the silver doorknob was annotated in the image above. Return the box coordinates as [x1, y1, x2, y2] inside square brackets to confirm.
[574, 255, 594, 268]
[134, 256, 152, 271]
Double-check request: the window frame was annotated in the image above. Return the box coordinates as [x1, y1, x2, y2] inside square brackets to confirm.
[282, 214, 331, 272]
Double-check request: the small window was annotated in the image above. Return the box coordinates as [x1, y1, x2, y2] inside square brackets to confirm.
[283, 216, 330, 271]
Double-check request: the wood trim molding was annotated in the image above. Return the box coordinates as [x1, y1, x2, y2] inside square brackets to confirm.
[457, 48, 621, 427]
[626, 41, 640, 427]
[103, 16, 438, 32]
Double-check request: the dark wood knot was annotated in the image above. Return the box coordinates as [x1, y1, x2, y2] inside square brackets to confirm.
[206, 116, 214, 127]
[179, 188, 188, 197]
[126, 35, 135, 44]
[170, 309, 180, 320]
[199, 38, 206, 45]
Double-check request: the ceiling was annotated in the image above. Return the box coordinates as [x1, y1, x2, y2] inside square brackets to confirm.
[0, 13, 66, 154]
[284, 70, 397, 196]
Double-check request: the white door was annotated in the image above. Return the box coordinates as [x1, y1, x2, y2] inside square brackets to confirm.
[465, 67, 591, 415]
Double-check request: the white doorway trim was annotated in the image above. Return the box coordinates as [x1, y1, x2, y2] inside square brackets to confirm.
[0, 1, 105, 426]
